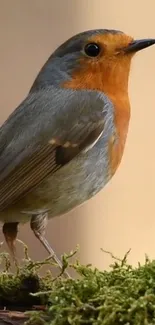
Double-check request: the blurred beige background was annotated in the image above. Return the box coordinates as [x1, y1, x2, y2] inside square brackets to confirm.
[0, 0, 155, 270]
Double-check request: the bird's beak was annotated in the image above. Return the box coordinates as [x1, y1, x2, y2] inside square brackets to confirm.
[124, 39, 155, 54]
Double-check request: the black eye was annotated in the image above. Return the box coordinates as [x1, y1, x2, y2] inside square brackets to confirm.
[84, 43, 101, 57]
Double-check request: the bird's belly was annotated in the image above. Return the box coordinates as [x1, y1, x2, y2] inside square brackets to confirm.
[0, 141, 111, 223]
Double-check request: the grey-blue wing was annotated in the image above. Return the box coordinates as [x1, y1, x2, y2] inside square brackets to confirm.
[0, 86, 113, 211]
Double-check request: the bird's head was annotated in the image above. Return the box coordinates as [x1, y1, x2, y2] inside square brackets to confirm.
[30, 29, 155, 99]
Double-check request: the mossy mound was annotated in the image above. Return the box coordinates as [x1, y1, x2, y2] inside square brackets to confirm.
[0, 248, 155, 324]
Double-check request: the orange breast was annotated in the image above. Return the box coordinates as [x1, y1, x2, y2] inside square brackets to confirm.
[63, 58, 131, 178]
[108, 94, 130, 176]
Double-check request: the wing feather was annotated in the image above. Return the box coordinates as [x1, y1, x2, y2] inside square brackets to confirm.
[0, 86, 113, 211]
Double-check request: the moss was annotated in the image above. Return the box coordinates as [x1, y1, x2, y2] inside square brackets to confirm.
[0, 245, 73, 309]
[1, 247, 155, 324]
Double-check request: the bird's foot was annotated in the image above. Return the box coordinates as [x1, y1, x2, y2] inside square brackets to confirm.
[0, 241, 4, 248]
[30, 213, 71, 279]
[2, 222, 19, 266]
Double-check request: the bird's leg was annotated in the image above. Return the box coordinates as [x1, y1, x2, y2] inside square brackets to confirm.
[2, 222, 19, 264]
[30, 212, 71, 278]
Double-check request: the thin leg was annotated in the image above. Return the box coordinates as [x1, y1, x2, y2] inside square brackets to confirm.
[2, 222, 19, 263]
[30, 213, 71, 278]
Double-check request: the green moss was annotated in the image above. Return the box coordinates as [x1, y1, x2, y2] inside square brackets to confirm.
[1, 247, 155, 324]
[0, 255, 54, 308]
[44, 252, 155, 324]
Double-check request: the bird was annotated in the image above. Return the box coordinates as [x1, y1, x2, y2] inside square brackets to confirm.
[0, 29, 154, 277]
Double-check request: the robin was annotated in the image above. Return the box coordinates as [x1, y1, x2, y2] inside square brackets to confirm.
[0, 29, 154, 277]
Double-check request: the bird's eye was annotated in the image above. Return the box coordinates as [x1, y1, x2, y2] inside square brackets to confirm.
[84, 43, 101, 57]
